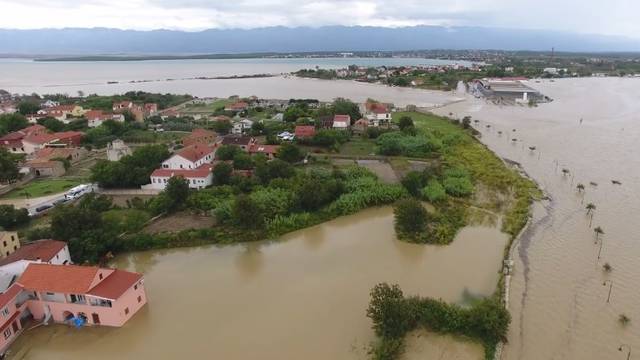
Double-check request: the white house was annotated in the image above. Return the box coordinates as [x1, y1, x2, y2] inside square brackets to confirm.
[0, 240, 71, 290]
[363, 102, 391, 127]
[85, 110, 125, 128]
[231, 118, 254, 135]
[161, 144, 215, 170]
[148, 165, 214, 190]
[332, 115, 350, 130]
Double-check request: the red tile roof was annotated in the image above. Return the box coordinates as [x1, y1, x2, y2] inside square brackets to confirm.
[22, 132, 58, 145]
[18, 263, 99, 294]
[249, 144, 280, 155]
[225, 101, 248, 111]
[221, 135, 254, 146]
[333, 115, 351, 124]
[151, 164, 213, 178]
[0, 240, 67, 266]
[0, 284, 23, 309]
[87, 269, 142, 300]
[175, 144, 215, 163]
[54, 131, 84, 141]
[294, 125, 316, 138]
[366, 102, 389, 114]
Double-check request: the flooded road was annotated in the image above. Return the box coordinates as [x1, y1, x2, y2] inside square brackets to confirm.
[8, 207, 506, 360]
[435, 77, 640, 359]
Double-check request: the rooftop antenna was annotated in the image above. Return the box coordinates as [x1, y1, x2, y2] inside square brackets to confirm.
[550, 47, 555, 63]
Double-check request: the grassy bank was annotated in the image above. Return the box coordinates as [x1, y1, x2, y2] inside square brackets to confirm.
[1, 178, 82, 199]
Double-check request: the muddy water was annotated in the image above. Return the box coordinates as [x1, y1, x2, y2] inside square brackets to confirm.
[8, 207, 506, 360]
[435, 77, 640, 359]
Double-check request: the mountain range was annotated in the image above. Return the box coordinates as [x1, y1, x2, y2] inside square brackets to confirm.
[0, 26, 639, 55]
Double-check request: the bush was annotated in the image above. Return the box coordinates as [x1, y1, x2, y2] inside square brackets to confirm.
[400, 171, 428, 197]
[231, 194, 265, 230]
[216, 145, 242, 160]
[212, 163, 233, 185]
[376, 132, 440, 157]
[250, 187, 295, 219]
[443, 176, 473, 197]
[393, 198, 428, 237]
[421, 180, 447, 203]
[0, 205, 29, 229]
[367, 283, 511, 360]
[277, 143, 305, 163]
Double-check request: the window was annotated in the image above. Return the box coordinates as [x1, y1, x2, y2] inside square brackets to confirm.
[3, 328, 11, 339]
[99, 273, 103, 280]
[1, 307, 9, 317]
[2, 241, 6, 247]
[137, 296, 142, 303]
[10, 236, 14, 241]
[134, 284, 138, 290]
[124, 307, 129, 315]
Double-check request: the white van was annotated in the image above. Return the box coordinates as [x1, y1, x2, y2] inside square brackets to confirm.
[65, 184, 91, 201]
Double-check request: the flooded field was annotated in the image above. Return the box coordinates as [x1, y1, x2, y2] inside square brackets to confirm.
[8, 207, 507, 360]
[435, 77, 640, 359]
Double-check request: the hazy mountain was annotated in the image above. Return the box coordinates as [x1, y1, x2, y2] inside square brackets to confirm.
[0, 26, 638, 55]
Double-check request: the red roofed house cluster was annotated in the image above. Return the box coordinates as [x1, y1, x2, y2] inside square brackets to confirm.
[146, 130, 218, 190]
[0, 125, 84, 156]
[0, 239, 147, 355]
[363, 100, 392, 127]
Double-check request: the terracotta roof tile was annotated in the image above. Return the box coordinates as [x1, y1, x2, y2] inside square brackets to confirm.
[87, 269, 142, 300]
[17, 263, 99, 294]
[0, 240, 67, 267]
[0, 284, 23, 309]
[175, 144, 215, 163]
[151, 164, 212, 178]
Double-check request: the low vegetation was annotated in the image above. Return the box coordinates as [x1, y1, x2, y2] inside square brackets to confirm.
[367, 283, 510, 360]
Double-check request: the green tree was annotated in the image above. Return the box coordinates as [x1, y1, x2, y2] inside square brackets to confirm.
[254, 158, 294, 183]
[232, 152, 253, 170]
[366, 283, 412, 339]
[0, 148, 20, 183]
[37, 117, 65, 132]
[212, 162, 233, 185]
[401, 171, 428, 197]
[0, 205, 29, 229]
[231, 194, 264, 229]
[277, 143, 304, 163]
[216, 145, 242, 160]
[212, 120, 233, 134]
[393, 198, 428, 235]
[332, 98, 361, 122]
[398, 116, 414, 131]
[0, 113, 28, 135]
[164, 176, 190, 213]
[17, 101, 40, 115]
[283, 105, 307, 123]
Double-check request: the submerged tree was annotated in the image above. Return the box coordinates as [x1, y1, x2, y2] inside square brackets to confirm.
[602, 263, 613, 273]
[586, 203, 596, 214]
[594, 226, 605, 241]
[576, 183, 585, 192]
[618, 314, 631, 326]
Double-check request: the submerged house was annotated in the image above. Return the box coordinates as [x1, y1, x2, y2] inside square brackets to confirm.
[0, 240, 147, 355]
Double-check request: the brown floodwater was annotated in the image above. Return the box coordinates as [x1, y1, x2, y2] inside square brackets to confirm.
[7, 207, 506, 360]
[435, 77, 640, 359]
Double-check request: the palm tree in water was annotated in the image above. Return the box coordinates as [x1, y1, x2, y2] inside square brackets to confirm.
[594, 226, 604, 242]
[586, 203, 596, 227]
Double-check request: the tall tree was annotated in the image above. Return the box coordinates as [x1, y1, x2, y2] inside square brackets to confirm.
[0, 148, 20, 184]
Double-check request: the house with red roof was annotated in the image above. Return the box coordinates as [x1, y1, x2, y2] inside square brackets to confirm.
[248, 144, 280, 160]
[0, 125, 47, 154]
[363, 101, 391, 127]
[224, 101, 249, 112]
[0, 239, 146, 355]
[182, 128, 217, 147]
[145, 143, 216, 190]
[85, 110, 125, 128]
[220, 135, 256, 151]
[161, 144, 215, 170]
[332, 115, 351, 130]
[149, 164, 214, 190]
[294, 125, 316, 138]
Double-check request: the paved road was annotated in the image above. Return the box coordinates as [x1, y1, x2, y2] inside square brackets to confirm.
[0, 183, 98, 215]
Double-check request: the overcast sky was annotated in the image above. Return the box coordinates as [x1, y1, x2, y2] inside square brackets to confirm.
[0, 0, 638, 38]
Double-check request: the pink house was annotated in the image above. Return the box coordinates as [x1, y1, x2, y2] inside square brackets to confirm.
[0, 262, 147, 355]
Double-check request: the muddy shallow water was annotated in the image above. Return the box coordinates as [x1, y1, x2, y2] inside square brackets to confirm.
[8, 207, 506, 360]
[435, 77, 640, 360]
